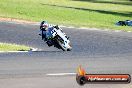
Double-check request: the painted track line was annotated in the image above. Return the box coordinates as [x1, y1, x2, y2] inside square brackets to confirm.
[46, 73, 76, 76]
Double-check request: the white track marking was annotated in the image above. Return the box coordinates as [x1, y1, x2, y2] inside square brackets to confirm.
[46, 73, 76, 76]
[30, 48, 40, 51]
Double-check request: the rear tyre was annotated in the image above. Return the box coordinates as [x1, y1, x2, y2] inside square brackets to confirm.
[46, 40, 53, 47]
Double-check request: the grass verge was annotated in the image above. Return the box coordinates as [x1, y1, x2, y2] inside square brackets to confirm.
[0, 43, 31, 51]
[0, 0, 132, 31]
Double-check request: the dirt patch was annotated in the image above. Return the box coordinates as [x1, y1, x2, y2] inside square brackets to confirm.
[0, 17, 38, 24]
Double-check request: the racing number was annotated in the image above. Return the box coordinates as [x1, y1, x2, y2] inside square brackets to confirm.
[51, 29, 55, 34]
[51, 29, 57, 36]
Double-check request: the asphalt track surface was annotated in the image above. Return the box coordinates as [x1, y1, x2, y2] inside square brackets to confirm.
[0, 22, 132, 88]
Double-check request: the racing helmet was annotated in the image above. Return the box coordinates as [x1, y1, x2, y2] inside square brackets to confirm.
[40, 21, 48, 29]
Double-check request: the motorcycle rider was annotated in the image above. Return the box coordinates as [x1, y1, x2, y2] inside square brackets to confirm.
[39, 21, 59, 46]
[39, 21, 48, 40]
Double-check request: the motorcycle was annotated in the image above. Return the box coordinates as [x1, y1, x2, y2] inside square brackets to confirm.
[43, 25, 72, 51]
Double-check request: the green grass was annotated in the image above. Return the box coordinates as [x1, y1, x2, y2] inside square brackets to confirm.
[0, 43, 31, 51]
[0, 0, 132, 31]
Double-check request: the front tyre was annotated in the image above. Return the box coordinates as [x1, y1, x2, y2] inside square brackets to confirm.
[58, 41, 72, 51]
[57, 40, 67, 51]
[67, 48, 72, 51]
